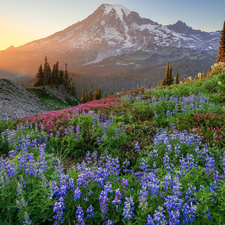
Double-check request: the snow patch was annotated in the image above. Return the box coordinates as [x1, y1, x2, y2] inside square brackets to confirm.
[103, 4, 131, 20]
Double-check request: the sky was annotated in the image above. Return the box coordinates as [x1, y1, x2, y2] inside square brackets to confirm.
[0, 0, 224, 51]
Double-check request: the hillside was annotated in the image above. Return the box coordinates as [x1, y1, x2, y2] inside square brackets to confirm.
[0, 79, 78, 120]
[1, 62, 225, 224]
[0, 4, 219, 78]
[72, 53, 216, 98]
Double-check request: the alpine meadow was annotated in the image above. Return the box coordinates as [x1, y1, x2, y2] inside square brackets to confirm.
[1, 3, 225, 225]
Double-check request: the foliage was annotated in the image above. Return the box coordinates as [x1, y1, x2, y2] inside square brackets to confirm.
[2, 63, 225, 224]
[217, 21, 225, 63]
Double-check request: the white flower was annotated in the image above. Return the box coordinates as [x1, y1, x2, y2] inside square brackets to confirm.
[198, 73, 202, 78]
[180, 81, 182, 84]
[211, 66, 215, 70]
[214, 63, 219, 68]
[219, 62, 225, 67]
[218, 81, 222, 85]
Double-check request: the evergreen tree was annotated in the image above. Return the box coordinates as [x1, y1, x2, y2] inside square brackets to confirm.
[64, 63, 69, 88]
[93, 87, 102, 100]
[168, 64, 173, 85]
[162, 60, 173, 86]
[159, 80, 164, 88]
[80, 85, 88, 103]
[34, 64, 44, 87]
[163, 60, 170, 86]
[50, 61, 59, 84]
[43, 57, 51, 85]
[71, 82, 77, 98]
[217, 21, 225, 63]
[175, 70, 180, 84]
[88, 83, 93, 102]
[104, 91, 108, 97]
[58, 69, 64, 85]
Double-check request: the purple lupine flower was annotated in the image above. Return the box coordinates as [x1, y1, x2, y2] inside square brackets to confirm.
[96, 137, 101, 145]
[23, 212, 32, 225]
[163, 195, 183, 224]
[73, 187, 82, 202]
[139, 187, 148, 210]
[86, 205, 94, 218]
[53, 198, 65, 224]
[146, 215, 155, 225]
[8, 150, 15, 159]
[135, 142, 140, 152]
[154, 206, 166, 224]
[205, 155, 216, 175]
[115, 128, 119, 138]
[121, 122, 125, 133]
[122, 196, 135, 220]
[104, 182, 113, 194]
[121, 178, 129, 187]
[99, 190, 110, 218]
[105, 220, 113, 225]
[111, 188, 122, 210]
[76, 125, 80, 138]
[75, 205, 85, 224]
[36, 135, 42, 145]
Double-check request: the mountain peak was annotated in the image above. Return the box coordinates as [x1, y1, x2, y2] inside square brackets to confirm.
[175, 20, 187, 26]
[98, 3, 131, 19]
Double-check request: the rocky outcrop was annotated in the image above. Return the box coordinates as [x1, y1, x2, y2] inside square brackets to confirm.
[35, 84, 77, 104]
[0, 79, 77, 120]
[0, 79, 50, 120]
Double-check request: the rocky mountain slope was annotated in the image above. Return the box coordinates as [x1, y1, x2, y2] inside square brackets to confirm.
[0, 79, 78, 120]
[0, 4, 220, 76]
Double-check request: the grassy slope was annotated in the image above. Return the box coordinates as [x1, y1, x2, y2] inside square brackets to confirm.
[1, 66, 225, 224]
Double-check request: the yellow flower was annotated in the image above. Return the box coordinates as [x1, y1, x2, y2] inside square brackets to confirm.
[219, 62, 225, 67]
[198, 73, 202, 78]
[214, 63, 219, 68]
[218, 81, 222, 85]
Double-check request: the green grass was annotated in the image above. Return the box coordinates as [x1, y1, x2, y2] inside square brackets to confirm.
[27, 87, 70, 110]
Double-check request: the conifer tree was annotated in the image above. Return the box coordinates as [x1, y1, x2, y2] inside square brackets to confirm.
[217, 21, 225, 63]
[80, 85, 88, 103]
[71, 82, 77, 98]
[93, 87, 102, 100]
[88, 83, 93, 102]
[163, 60, 170, 85]
[34, 64, 44, 87]
[159, 80, 164, 88]
[175, 70, 180, 84]
[58, 69, 64, 85]
[43, 57, 51, 85]
[168, 64, 173, 85]
[64, 63, 69, 88]
[50, 61, 59, 84]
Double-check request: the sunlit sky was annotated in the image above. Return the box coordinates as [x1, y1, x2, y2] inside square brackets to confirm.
[0, 0, 224, 51]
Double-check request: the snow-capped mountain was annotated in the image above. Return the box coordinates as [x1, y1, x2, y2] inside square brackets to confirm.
[0, 3, 220, 75]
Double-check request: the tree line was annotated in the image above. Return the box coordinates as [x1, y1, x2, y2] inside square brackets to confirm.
[33, 57, 105, 103]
